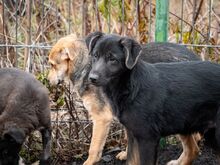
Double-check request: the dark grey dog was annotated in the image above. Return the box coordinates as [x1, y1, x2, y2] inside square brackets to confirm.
[87, 32, 220, 165]
[0, 68, 51, 165]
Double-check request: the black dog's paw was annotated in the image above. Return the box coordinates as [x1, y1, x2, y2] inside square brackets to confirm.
[39, 158, 51, 165]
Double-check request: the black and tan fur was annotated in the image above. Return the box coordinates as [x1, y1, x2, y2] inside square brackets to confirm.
[48, 33, 201, 165]
[87, 32, 220, 165]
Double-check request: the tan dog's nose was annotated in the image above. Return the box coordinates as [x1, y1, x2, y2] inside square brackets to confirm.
[47, 72, 57, 85]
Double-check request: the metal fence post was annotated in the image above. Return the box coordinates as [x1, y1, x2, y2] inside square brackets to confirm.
[155, 0, 169, 42]
[155, 0, 169, 148]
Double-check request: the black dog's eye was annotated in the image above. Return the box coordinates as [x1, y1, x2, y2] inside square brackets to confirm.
[93, 53, 99, 58]
[107, 53, 118, 64]
[109, 57, 118, 64]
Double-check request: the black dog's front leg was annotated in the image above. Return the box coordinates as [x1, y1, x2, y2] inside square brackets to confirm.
[138, 137, 159, 165]
[126, 130, 159, 165]
[40, 128, 52, 165]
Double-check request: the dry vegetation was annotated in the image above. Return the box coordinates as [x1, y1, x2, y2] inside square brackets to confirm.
[0, 0, 220, 164]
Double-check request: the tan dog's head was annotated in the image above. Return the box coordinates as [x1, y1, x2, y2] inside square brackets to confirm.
[48, 34, 88, 85]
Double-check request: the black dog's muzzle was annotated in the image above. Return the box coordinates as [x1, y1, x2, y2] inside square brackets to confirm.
[89, 73, 99, 84]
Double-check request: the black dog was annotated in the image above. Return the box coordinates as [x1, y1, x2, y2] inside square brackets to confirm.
[0, 68, 51, 165]
[86, 32, 220, 165]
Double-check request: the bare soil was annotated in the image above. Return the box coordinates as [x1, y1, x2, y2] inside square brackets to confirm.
[71, 143, 219, 165]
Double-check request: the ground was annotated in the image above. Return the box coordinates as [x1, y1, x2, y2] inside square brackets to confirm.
[72, 142, 219, 165]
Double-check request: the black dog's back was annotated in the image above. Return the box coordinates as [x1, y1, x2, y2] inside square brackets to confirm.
[0, 68, 49, 116]
[141, 42, 200, 63]
[140, 61, 220, 135]
[155, 61, 220, 98]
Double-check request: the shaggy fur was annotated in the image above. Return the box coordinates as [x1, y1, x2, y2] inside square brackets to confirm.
[48, 33, 200, 165]
[0, 68, 51, 165]
[48, 35, 112, 165]
[86, 32, 220, 165]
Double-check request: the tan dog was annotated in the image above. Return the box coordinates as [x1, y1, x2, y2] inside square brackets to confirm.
[48, 34, 201, 165]
[48, 34, 114, 165]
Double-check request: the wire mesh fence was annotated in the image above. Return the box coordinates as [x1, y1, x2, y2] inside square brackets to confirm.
[0, 0, 220, 164]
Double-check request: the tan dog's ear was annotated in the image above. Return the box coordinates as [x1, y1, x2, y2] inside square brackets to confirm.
[60, 47, 75, 61]
[120, 37, 142, 69]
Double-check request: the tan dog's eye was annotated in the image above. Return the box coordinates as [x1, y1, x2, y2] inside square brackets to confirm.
[50, 63, 56, 69]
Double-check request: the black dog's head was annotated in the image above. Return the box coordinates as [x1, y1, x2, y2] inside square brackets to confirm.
[86, 32, 142, 86]
[0, 127, 25, 165]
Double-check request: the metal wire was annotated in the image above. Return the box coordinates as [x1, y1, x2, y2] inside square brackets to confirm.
[95, 0, 98, 31]
[15, 0, 18, 67]
[2, 0, 5, 45]
[148, 0, 152, 42]
[136, 0, 139, 38]
[55, 1, 58, 41]
[191, 0, 197, 44]
[68, 0, 71, 34]
[0, 44, 52, 49]
[207, 0, 212, 44]
[180, 44, 220, 48]
[122, 0, 125, 36]
[26, 0, 32, 72]
[180, 0, 184, 43]
[108, 0, 111, 33]
[41, 0, 45, 72]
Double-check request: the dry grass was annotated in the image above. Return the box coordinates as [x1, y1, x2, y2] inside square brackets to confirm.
[19, 84, 125, 164]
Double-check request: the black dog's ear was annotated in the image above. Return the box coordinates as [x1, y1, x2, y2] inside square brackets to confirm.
[3, 127, 25, 145]
[120, 37, 142, 69]
[85, 31, 104, 54]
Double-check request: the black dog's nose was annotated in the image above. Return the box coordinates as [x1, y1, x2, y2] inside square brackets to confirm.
[89, 73, 99, 84]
